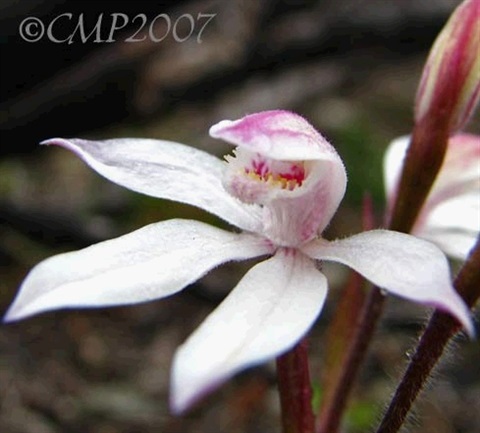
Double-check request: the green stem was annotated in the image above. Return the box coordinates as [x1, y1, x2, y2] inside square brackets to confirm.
[276, 338, 315, 433]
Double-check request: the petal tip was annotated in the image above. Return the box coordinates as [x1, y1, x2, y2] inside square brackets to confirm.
[40, 138, 91, 163]
[433, 293, 475, 339]
[2, 297, 40, 324]
[169, 388, 200, 416]
[170, 343, 227, 416]
[40, 137, 69, 146]
[169, 370, 203, 416]
[2, 305, 21, 324]
[40, 138, 84, 156]
[209, 120, 234, 138]
[169, 394, 187, 416]
[456, 308, 475, 339]
[2, 313, 12, 325]
[170, 352, 201, 415]
[459, 318, 475, 340]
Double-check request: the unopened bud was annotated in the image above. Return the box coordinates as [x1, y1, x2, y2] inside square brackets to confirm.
[415, 0, 480, 131]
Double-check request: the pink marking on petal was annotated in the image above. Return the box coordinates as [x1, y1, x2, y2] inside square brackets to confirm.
[279, 164, 306, 185]
[222, 111, 315, 145]
[234, 150, 307, 192]
[210, 110, 340, 161]
[252, 158, 268, 177]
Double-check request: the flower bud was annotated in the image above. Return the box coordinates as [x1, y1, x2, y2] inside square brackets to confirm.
[415, 0, 480, 131]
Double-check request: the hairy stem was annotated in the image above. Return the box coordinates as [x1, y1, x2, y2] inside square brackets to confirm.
[375, 237, 480, 433]
[317, 287, 385, 433]
[376, 312, 457, 433]
[317, 117, 450, 431]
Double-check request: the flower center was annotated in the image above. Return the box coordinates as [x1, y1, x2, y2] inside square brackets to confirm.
[245, 158, 305, 191]
[223, 148, 307, 204]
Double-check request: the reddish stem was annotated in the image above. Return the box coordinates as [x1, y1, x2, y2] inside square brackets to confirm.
[375, 237, 480, 433]
[317, 288, 385, 433]
[316, 194, 375, 433]
[276, 338, 315, 433]
[317, 115, 450, 432]
[389, 114, 450, 233]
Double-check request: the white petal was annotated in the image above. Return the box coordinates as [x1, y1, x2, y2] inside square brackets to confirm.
[384, 134, 480, 261]
[42, 138, 263, 233]
[170, 249, 327, 413]
[4, 220, 272, 322]
[417, 193, 479, 260]
[419, 228, 477, 262]
[425, 133, 480, 208]
[426, 193, 480, 233]
[302, 230, 473, 335]
[383, 135, 409, 203]
[384, 134, 480, 219]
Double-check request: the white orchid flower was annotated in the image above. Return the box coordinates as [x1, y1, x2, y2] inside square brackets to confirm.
[4, 110, 473, 413]
[384, 133, 480, 260]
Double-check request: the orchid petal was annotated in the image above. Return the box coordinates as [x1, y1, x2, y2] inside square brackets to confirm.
[385, 134, 480, 211]
[384, 135, 409, 202]
[420, 194, 479, 260]
[384, 134, 480, 259]
[420, 229, 477, 262]
[302, 230, 473, 336]
[170, 249, 327, 413]
[425, 134, 480, 209]
[209, 110, 343, 161]
[4, 220, 272, 322]
[427, 193, 480, 233]
[42, 138, 263, 233]
[211, 111, 347, 244]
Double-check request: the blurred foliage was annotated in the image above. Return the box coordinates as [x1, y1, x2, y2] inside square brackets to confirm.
[333, 119, 385, 206]
[346, 400, 379, 432]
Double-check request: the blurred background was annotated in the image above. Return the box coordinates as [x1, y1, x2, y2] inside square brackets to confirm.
[1, 1, 479, 432]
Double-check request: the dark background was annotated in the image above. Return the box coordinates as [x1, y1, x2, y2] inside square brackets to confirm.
[1, 1, 479, 432]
